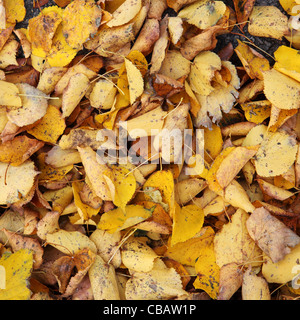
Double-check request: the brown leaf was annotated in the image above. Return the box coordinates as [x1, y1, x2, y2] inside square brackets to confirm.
[0, 135, 44, 166]
[180, 26, 222, 60]
[246, 207, 300, 263]
[233, 0, 256, 30]
[153, 73, 184, 97]
[218, 263, 243, 300]
[131, 18, 160, 56]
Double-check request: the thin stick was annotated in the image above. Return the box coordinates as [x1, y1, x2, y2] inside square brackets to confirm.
[222, 21, 249, 30]
[91, 73, 125, 96]
[242, 39, 275, 61]
[162, 97, 183, 120]
[4, 163, 10, 186]
[18, 94, 60, 100]
[107, 227, 137, 265]
[124, 152, 160, 177]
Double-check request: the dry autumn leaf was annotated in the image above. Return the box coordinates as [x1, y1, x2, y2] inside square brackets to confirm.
[0, 0, 298, 302]
[248, 6, 289, 40]
[0, 249, 33, 300]
[246, 207, 300, 263]
[62, 0, 102, 49]
[214, 209, 262, 268]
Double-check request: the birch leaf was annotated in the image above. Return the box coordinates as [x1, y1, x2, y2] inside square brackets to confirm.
[0, 249, 33, 300]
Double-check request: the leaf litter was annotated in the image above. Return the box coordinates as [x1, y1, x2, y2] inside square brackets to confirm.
[0, 0, 299, 301]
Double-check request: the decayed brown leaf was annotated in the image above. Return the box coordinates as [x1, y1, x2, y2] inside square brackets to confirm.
[246, 207, 300, 263]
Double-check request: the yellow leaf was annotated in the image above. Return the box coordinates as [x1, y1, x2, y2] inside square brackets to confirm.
[262, 243, 300, 283]
[84, 23, 135, 58]
[234, 40, 270, 80]
[77, 146, 115, 201]
[46, 23, 78, 67]
[121, 237, 158, 272]
[43, 185, 73, 213]
[202, 195, 230, 217]
[97, 204, 152, 233]
[37, 153, 73, 182]
[168, 16, 183, 45]
[0, 80, 22, 107]
[3, 0, 26, 24]
[0, 249, 33, 300]
[241, 100, 271, 124]
[62, 0, 102, 49]
[0, 161, 38, 205]
[88, 255, 120, 300]
[185, 80, 201, 118]
[218, 262, 243, 300]
[61, 73, 90, 118]
[13, 28, 31, 58]
[143, 170, 175, 218]
[268, 106, 298, 133]
[0, 2, 5, 30]
[30, 54, 46, 72]
[134, 200, 173, 234]
[189, 51, 221, 96]
[110, 165, 136, 210]
[106, 0, 141, 28]
[279, 0, 300, 14]
[89, 229, 122, 268]
[248, 6, 289, 40]
[89, 79, 117, 110]
[0, 38, 19, 68]
[263, 69, 300, 110]
[116, 50, 148, 108]
[72, 181, 100, 222]
[257, 178, 294, 201]
[6, 83, 49, 127]
[46, 230, 97, 255]
[206, 147, 235, 194]
[204, 124, 223, 163]
[221, 180, 256, 213]
[246, 207, 300, 263]
[58, 128, 105, 150]
[171, 204, 205, 246]
[254, 130, 298, 177]
[194, 81, 240, 128]
[193, 243, 220, 299]
[37, 67, 67, 95]
[160, 50, 191, 80]
[178, 0, 226, 29]
[242, 124, 268, 147]
[27, 105, 66, 144]
[174, 178, 207, 206]
[215, 146, 258, 189]
[124, 58, 144, 105]
[165, 226, 215, 266]
[242, 268, 271, 300]
[214, 209, 262, 268]
[55, 63, 96, 95]
[0, 135, 44, 166]
[274, 45, 300, 82]
[0, 210, 24, 244]
[119, 106, 167, 138]
[28, 6, 63, 56]
[36, 211, 60, 240]
[45, 145, 81, 168]
[125, 267, 187, 300]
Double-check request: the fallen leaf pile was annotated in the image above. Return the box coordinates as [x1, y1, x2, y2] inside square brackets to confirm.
[0, 0, 299, 301]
